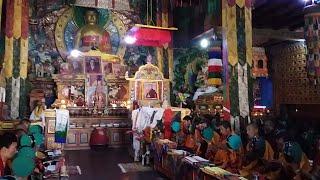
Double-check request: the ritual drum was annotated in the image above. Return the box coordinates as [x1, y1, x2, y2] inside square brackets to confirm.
[90, 127, 108, 147]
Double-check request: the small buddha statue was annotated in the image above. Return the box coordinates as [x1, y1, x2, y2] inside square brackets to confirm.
[74, 9, 112, 53]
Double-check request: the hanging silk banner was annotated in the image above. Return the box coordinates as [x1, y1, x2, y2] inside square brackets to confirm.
[304, 4, 320, 81]
[10, 77, 20, 119]
[13, 0, 22, 39]
[20, 0, 28, 79]
[222, 0, 252, 120]
[4, 0, 14, 78]
[55, 109, 69, 143]
[222, 0, 252, 67]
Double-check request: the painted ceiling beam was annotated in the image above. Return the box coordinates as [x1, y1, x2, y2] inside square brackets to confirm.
[193, 27, 304, 42]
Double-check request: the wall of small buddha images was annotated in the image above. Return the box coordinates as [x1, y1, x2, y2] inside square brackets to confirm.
[269, 42, 320, 114]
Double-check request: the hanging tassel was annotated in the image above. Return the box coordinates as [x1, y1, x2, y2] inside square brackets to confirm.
[232, 66, 235, 76]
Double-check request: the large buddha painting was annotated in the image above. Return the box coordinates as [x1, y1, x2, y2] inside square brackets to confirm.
[55, 6, 127, 59]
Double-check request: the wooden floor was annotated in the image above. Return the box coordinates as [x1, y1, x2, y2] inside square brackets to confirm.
[65, 148, 167, 180]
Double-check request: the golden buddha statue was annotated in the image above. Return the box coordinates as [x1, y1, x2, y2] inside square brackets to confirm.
[74, 9, 112, 53]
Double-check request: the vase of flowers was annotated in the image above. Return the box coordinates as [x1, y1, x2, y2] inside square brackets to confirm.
[177, 92, 190, 108]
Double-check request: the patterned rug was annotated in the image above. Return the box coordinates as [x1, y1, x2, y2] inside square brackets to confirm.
[118, 163, 152, 173]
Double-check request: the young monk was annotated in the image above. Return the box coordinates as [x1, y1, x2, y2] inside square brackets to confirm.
[207, 121, 232, 161]
[278, 141, 312, 179]
[240, 123, 274, 177]
[214, 134, 243, 173]
[246, 123, 274, 161]
[181, 116, 197, 153]
[194, 117, 221, 157]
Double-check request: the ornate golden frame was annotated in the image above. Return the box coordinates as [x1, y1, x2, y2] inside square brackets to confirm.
[126, 63, 170, 108]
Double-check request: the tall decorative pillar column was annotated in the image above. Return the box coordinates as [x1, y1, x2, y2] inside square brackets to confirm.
[4, 0, 29, 119]
[222, 0, 253, 131]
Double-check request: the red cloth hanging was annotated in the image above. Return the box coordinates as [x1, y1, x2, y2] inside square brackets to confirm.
[21, 0, 29, 39]
[5, 0, 14, 38]
[128, 26, 173, 47]
[208, 66, 222, 73]
[163, 108, 173, 139]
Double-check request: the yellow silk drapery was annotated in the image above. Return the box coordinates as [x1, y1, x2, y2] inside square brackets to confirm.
[222, 0, 252, 67]
[4, 37, 13, 78]
[4, 0, 28, 79]
[13, 0, 22, 39]
[222, 2, 237, 66]
[245, 7, 252, 66]
[20, 38, 28, 79]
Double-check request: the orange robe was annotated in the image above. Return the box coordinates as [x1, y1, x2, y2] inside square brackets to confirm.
[213, 149, 243, 173]
[279, 152, 312, 173]
[240, 140, 275, 177]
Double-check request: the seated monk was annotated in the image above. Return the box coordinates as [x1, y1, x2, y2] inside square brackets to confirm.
[279, 141, 312, 179]
[213, 134, 243, 173]
[194, 119, 211, 157]
[246, 123, 274, 161]
[173, 116, 191, 147]
[240, 123, 275, 177]
[206, 121, 232, 161]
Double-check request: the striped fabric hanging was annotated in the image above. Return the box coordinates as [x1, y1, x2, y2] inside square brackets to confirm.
[207, 50, 222, 86]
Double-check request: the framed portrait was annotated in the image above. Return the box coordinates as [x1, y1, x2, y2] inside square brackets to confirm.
[60, 62, 70, 74]
[46, 137, 62, 149]
[69, 58, 84, 74]
[112, 63, 121, 77]
[70, 84, 85, 106]
[85, 56, 102, 74]
[103, 62, 113, 75]
[67, 133, 76, 144]
[107, 83, 128, 101]
[113, 132, 120, 142]
[143, 82, 158, 100]
[86, 74, 106, 108]
[80, 133, 88, 144]
[61, 85, 70, 99]
[47, 119, 56, 134]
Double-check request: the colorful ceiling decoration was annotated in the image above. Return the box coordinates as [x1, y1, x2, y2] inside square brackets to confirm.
[304, 3, 320, 83]
[74, 0, 131, 11]
[126, 24, 177, 47]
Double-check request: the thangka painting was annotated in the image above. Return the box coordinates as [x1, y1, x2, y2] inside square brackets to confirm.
[107, 80, 129, 107]
[86, 74, 107, 108]
[69, 58, 84, 74]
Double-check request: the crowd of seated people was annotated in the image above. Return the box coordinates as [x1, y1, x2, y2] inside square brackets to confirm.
[0, 119, 48, 179]
[172, 113, 320, 179]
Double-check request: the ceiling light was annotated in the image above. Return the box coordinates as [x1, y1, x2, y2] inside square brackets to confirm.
[200, 39, 209, 48]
